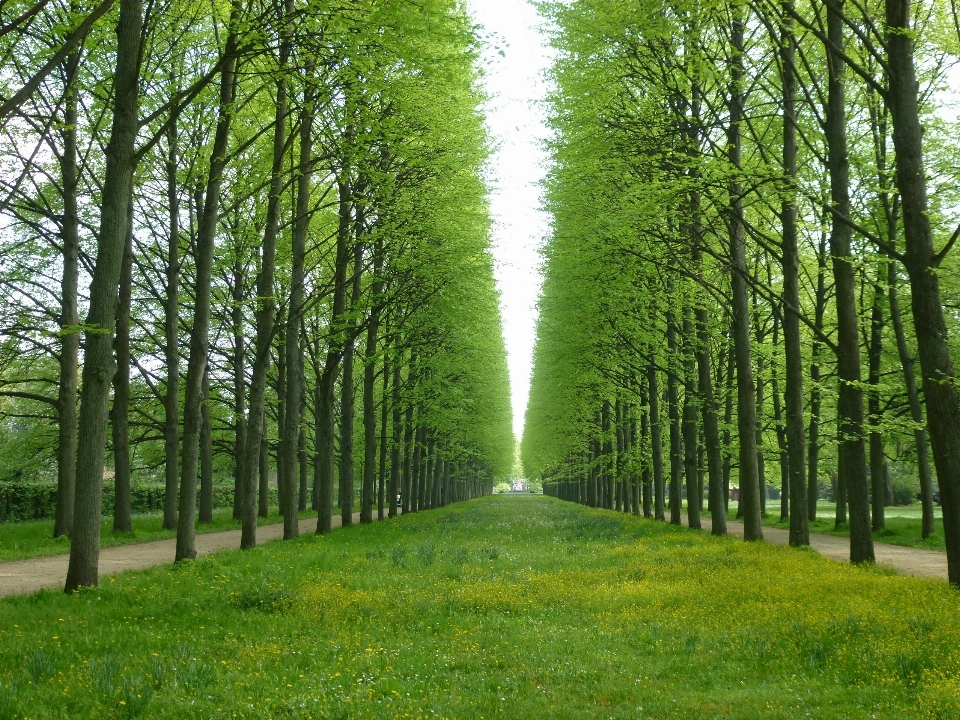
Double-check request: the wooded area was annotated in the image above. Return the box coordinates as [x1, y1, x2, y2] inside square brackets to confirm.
[0, 0, 514, 591]
[522, 0, 960, 584]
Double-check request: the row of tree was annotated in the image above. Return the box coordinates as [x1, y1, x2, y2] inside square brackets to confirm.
[522, 0, 960, 584]
[0, 0, 514, 591]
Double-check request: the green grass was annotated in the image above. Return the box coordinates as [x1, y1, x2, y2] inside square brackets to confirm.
[2, 495, 959, 718]
[0, 506, 321, 563]
[726, 501, 947, 553]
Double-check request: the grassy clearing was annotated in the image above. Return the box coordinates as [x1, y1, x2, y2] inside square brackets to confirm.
[0, 507, 321, 563]
[2, 495, 959, 719]
[724, 501, 946, 553]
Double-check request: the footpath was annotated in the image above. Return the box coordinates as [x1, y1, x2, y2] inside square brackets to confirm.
[0, 507, 948, 598]
[688, 515, 948, 581]
[0, 512, 369, 598]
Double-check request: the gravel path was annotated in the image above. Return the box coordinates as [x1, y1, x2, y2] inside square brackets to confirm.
[0, 512, 370, 598]
[689, 515, 948, 581]
[0, 507, 948, 598]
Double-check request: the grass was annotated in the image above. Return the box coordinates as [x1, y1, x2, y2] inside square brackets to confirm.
[0, 506, 321, 563]
[724, 501, 947, 553]
[1, 495, 959, 718]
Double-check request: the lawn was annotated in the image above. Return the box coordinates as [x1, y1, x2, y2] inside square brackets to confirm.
[1, 495, 958, 719]
[0, 507, 321, 563]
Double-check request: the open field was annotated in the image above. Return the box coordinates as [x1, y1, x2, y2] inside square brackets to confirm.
[2, 495, 959, 719]
[0, 507, 321, 564]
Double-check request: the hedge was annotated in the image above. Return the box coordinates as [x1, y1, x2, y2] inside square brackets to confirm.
[0, 479, 276, 523]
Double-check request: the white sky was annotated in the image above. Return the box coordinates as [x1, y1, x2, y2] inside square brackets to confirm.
[467, 0, 554, 440]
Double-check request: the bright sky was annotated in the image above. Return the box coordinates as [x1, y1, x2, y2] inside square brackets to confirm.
[467, 0, 554, 441]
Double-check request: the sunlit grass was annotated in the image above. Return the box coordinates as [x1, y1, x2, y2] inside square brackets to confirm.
[1, 495, 958, 718]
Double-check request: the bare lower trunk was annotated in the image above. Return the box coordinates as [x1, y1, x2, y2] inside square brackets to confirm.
[728, 12, 762, 541]
[682, 312, 701, 529]
[647, 361, 665, 520]
[65, 0, 142, 591]
[825, 0, 873, 563]
[55, 56, 80, 539]
[241, 0, 291, 549]
[176, 27, 239, 562]
[666, 316, 682, 524]
[780, 0, 809, 545]
[199, 367, 213, 523]
[888, 264, 934, 537]
[111, 218, 133, 533]
[868, 263, 886, 530]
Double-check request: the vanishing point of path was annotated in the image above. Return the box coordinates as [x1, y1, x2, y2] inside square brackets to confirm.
[0, 505, 948, 598]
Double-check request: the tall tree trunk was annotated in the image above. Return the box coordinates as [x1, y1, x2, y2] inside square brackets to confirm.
[231, 264, 246, 520]
[602, 400, 614, 510]
[259, 415, 269, 517]
[176, 24, 239, 562]
[298, 422, 308, 512]
[868, 262, 887, 530]
[780, 0, 809, 545]
[886, 0, 960, 584]
[111, 217, 133, 533]
[727, 11, 762, 541]
[390, 360, 401, 518]
[666, 316, 682, 525]
[242, 4, 290, 546]
[339, 236, 363, 527]
[615, 397, 625, 513]
[161, 108, 181, 533]
[682, 312, 701, 529]
[199, 366, 213, 523]
[378, 346, 390, 520]
[648, 360, 665, 520]
[888, 263, 934, 537]
[772, 314, 789, 524]
[807, 233, 828, 522]
[824, 0, 873, 562]
[281, 88, 315, 540]
[362, 245, 383, 524]
[54, 50, 80, 539]
[315, 178, 352, 535]
[641, 382, 652, 517]
[65, 0, 142, 591]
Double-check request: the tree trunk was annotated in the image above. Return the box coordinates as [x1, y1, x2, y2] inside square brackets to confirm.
[176, 25, 239, 562]
[65, 0, 142, 591]
[111, 217, 133, 533]
[888, 263, 934, 537]
[54, 51, 80, 539]
[780, 0, 809, 545]
[390, 361, 401, 518]
[647, 360, 665, 520]
[315, 178, 352, 535]
[339, 236, 363, 527]
[162, 117, 180, 533]
[727, 11, 762, 541]
[199, 366, 213, 523]
[259, 415, 269, 517]
[825, 0, 873, 563]
[884, 0, 960, 581]
[868, 262, 887, 530]
[242, 6, 290, 547]
[682, 312, 701, 529]
[378, 348, 390, 520]
[361, 245, 383, 524]
[231, 263, 246, 521]
[807, 233, 828, 522]
[666, 316, 682, 525]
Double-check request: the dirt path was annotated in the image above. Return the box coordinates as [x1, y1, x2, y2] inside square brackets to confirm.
[686, 515, 948, 581]
[0, 512, 372, 598]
